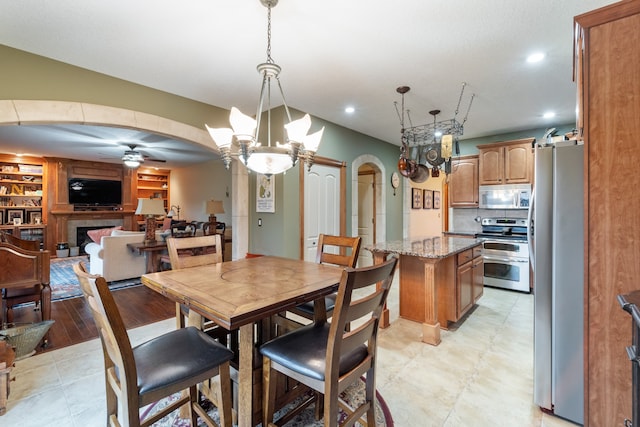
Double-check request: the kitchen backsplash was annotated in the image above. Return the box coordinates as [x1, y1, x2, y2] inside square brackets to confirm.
[449, 208, 528, 233]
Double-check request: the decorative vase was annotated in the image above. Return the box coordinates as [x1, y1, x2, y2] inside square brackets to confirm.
[56, 242, 69, 258]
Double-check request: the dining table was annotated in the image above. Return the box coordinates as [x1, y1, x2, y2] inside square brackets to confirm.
[141, 255, 344, 426]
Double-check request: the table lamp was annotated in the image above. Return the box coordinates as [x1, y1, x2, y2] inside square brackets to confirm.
[135, 198, 166, 244]
[206, 200, 224, 224]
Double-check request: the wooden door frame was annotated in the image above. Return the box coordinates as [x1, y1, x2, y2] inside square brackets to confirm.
[298, 156, 347, 260]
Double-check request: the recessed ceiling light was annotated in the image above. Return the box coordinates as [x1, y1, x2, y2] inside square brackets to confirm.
[543, 111, 555, 119]
[527, 52, 545, 63]
[345, 106, 355, 114]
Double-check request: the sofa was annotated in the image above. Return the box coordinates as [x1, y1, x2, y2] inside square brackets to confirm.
[84, 229, 152, 282]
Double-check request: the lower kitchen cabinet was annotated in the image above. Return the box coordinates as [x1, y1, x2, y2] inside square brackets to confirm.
[456, 245, 483, 318]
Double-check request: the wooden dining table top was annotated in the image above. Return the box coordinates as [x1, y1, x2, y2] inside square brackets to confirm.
[141, 255, 344, 330]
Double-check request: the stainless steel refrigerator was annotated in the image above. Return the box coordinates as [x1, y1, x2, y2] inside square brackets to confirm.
[528, 141, 584, 425]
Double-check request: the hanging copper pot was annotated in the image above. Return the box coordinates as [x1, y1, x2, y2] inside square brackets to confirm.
[398, 156, 417, 177]
[397, 142, 416, 177]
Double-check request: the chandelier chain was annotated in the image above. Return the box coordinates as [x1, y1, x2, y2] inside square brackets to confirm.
[266, 4, 273, 64]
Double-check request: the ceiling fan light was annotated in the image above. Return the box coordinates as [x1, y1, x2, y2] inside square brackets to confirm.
[124, 159, 141, 168]
[229, 107, 257, 142]
[284, 114, 312, 143]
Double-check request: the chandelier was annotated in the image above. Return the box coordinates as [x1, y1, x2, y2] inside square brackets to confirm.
[206, 0, 324, 176]
[394, 83, 475, 179]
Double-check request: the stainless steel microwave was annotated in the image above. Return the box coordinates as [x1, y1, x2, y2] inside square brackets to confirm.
[479, 184, 531, 209]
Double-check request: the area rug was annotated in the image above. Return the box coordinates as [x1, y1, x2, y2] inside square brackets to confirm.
[50, 256, 142, 301]
[140, 378, 393, 426]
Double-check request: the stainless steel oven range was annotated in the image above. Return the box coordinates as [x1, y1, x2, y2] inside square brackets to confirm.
[476, 217, 530, 293]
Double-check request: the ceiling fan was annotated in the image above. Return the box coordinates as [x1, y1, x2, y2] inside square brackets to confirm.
[121, 144, 166, 168]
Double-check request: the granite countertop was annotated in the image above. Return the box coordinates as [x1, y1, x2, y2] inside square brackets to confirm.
[364, 235, 482, 259]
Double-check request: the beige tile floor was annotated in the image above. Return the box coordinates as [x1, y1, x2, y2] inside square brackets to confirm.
[3, 280, 580, 427]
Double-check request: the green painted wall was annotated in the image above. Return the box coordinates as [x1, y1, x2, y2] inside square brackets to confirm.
[0, 45, 233, 128]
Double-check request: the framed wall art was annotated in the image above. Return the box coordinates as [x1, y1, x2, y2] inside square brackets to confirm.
[7, 209, 23, 225]
[423, 190, 433, 209]
[433, 190, 441, 209]
[256, 173, 275, 213]
[411, 188, 422, 209]
[27, 210, 42, 224]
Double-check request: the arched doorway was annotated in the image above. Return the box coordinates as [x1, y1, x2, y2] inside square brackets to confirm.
[351, 154, 388, 266]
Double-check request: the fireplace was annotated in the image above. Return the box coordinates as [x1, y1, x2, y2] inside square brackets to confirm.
[76, 225, 116, 255]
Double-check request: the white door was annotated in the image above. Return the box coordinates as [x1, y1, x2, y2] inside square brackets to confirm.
[304, 164, 340, 261]
[357, 171, 375, 267]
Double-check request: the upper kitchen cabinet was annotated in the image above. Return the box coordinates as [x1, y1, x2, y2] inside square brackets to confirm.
[449, 155, 478, 207]
[478, 138, 534, 185]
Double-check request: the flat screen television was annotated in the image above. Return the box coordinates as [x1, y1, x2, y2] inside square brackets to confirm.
[68, 178, 122, 206]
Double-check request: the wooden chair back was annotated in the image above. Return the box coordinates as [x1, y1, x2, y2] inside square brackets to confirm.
[166, 234, 222, 270]
[0, 243, 50, 330]
[72, 262, 132, 417]
[315, 234, 362, 268]
[261, 257, 398, 426]
[0, 232, 39, 251]
[72, 261, 233, 427]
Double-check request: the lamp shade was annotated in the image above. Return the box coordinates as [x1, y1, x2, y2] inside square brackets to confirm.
[135, 198, 166, 216]
[206, 200, 225, 215]
[284, 114, 312, 143]
[229, 107, 257, 142]
[205, 125, 234, 150]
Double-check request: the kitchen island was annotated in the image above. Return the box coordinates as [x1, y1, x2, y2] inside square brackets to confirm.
[366, 236, 483, 345]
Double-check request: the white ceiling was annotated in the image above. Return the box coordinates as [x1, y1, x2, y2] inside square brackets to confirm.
[0, 0, 614, 168]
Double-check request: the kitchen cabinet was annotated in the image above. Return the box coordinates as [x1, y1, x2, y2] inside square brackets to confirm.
[136, 168, 170, 212]
[449, 155, 478, 207]
[478, 138, 534, 185]
[456, 245, 483, 318]
[575, 2, 640, 425]
[368, 238, 482, 345]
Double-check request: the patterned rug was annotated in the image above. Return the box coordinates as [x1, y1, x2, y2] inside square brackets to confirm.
[50, 256, 142, 301]
[140, 377, 393, 426]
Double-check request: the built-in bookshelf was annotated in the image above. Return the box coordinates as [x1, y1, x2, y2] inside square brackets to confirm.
[136, 168, 170, 212]
[0, 155, 44, 227]
[0, 154, 46, 248]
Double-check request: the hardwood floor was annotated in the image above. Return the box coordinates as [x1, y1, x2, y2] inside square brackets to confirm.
[11, 285, 175, 355]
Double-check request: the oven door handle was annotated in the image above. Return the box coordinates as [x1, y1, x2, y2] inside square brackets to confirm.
[482, 255, 529, 264]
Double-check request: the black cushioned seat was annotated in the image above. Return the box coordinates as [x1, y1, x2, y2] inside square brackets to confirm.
[133, 326, 234, 396]
[291, 294, 337, 317]
[260, 322, 367, 381]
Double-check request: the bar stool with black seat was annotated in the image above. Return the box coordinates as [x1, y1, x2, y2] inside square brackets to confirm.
[260, 256, 398, 427]
[72, 262, 234, 427]
[287, 234, 362, 324]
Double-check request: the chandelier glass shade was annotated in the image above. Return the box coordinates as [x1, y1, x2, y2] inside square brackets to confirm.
[205, 0, 323, 176]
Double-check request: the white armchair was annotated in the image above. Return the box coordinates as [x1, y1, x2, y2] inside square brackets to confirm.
[84, 230, 147, 282]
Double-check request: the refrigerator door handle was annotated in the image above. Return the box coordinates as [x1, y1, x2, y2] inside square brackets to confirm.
[527, 186, 535, 271]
